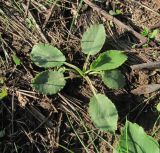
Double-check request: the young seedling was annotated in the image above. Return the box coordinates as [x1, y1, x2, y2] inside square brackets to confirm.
[141, 27, 159, 47]
[0, 86, 7, 100]
[30, 24, 127, 134]
[109, 9, 122, 16]
[12, 53, 21, 66]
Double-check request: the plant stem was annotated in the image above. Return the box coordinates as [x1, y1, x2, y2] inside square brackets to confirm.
[88, 71, 102, 75]
[84, 69, 92, 74]
[64, 62, 84, 77]
[152, 114, 160, 136]
[83, 54, 90, 72]
[152, 126, 160, 138]
[85, 76, 96, 96]
[126, 121, 129, 153]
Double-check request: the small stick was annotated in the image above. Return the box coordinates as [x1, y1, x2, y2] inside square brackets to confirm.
[131, 61, 160, 70]
[149, 22, 160, 30]
[83, 0, 147, 47]
[131, 84, 160, 95]
[24, 0, 31, 18]
[28, 105, 54, 128]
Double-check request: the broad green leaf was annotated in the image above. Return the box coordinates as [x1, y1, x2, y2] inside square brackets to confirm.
[117, 121, 160, 153]
[0, 86, 7, 100]
[90, 50, 127, 71]
[30, 43, 66, 68]
[32, 70, 66, 95]
[88, 94, 118, 133]
[12, 54, 21, 66]
[102, 70, 125, 89]
[81, 24, 106, 55]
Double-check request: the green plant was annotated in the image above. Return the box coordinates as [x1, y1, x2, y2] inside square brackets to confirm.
[25, 17, 35, 30]
[12, 53, 21, 66]
[141, 27, 149, 37]
[30, 24, 127, 134]
[0, 86, 7, 100]
[109, 9, 122, 16]
[116, 121, 160, 153]
[141, 27, 159, 46]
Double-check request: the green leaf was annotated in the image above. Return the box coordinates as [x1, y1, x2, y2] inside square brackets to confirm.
[90, 50, 127, 71]
[32, 70, 66, 95]
[30, 43, 66, 68]
[116, 9, 122, 15]
[81, 24, 106, 55]
[156, 102, 160, 112]
[0, 77, 4, 84]
[109, 10, 122, 16]
[12, 54, 21, 66]
[0, 86, 7, 100]
[117, 121, 160, 153]
[88, 94, 118, 133]
[141, 27, 149, 37]
[102, 70, 126, 89]
[109, 10, 117, 16]
[149, 29, 159, 39]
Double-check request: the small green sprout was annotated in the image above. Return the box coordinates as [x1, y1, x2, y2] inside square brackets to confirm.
[0, 86, 7, 100]
[109, 9, 122, 16]
[0, 77, 4, 84]
[25, 17, 35, 30]
[149, 29, 159, 39]
[12, 53, 21, 66]
[141, 27, 149, 37]
[141, 27, 159, 47]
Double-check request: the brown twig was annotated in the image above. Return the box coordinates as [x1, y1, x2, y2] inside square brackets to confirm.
[149, 22, 160, 30]
[131, 61, 160, 70]
[131, 84, 160, 95]
[83, 0, 147, 47]
[28, 105, 54, 128]
[24, 0, 31, 18]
